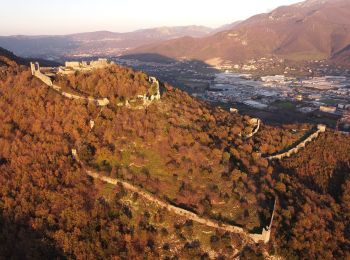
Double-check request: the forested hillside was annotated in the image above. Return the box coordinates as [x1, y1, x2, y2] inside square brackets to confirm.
[0, 61, 349, 259]
[0, 47, 21, 67]
[0, 46, 60, 68]
[275, 132, 350, 258]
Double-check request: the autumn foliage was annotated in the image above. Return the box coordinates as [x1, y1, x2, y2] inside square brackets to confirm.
[54, 65, 150, 102]
[0, 63, 349, 259]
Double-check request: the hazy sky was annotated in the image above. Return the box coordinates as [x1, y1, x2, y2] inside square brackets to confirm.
[1, 0, 301, 35]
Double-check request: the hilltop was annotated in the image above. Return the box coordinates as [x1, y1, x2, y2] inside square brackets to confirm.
[0, 50, 350, 258]
[130, 0, 350, 68]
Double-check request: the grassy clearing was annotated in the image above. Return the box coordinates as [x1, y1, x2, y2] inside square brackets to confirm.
[99, 182, 116, 200]
[273, 100, 296, 110]
[320, 99, 338, 106]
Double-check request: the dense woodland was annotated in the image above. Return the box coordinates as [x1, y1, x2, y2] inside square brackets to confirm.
[275, 132, 350, 258]
[0, 60, 349, 259]
[253, 124, 312, 155]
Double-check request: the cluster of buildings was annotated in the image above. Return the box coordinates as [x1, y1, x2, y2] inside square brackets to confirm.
[200, 71, 350, 126]
[217, 57, 296, 75]
[216, 57, 350, 80]
[200, 72, 284, 108]
[337, 111, 350, 132]
[104, 55, 350, 131]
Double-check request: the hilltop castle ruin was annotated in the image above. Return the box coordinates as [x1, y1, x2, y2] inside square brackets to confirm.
[30, 59, 161, 108]
[58, 58, 114, 75]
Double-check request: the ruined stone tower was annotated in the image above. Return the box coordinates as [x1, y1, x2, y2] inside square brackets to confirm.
[30, 62, 40, 76]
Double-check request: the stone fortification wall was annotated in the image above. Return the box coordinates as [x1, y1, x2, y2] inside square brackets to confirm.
[250, 198, 277, 243]
[245, 118, 261, 138]
[32, 60, 273, 244]
[31, 62, 53, 86]
[32, 62, 159, 108]
[30, 62, 110, 107]
[76, 152, 275, 244]
[267, 125, 326, 160]
[61, 92, 84, 100]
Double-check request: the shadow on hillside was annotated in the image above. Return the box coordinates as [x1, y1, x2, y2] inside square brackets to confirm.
[117, 53, 341, 127]
[328, 161, 350, 201]
[117, 53, 221, 94]
[0, 215, 65, 259]
[120, 53, 177, 64]
[45, 51, 340, 127]
[274, 155, 350, 202]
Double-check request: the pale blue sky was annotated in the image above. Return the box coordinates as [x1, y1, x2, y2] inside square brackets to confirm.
[1, 0, 301, 35]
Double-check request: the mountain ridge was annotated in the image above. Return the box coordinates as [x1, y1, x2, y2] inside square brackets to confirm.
[0, 46, 61, 67]
[129, 0, 350, 67]
[0, 46, 21, 66]
[0, 25, 214, 58]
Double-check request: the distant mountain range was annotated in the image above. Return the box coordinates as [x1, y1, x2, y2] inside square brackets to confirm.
[1, 0, 350, 68]
[130, 0, 350, 67]
[209, 21, 242, 35]
[0, 26, 214, 59]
